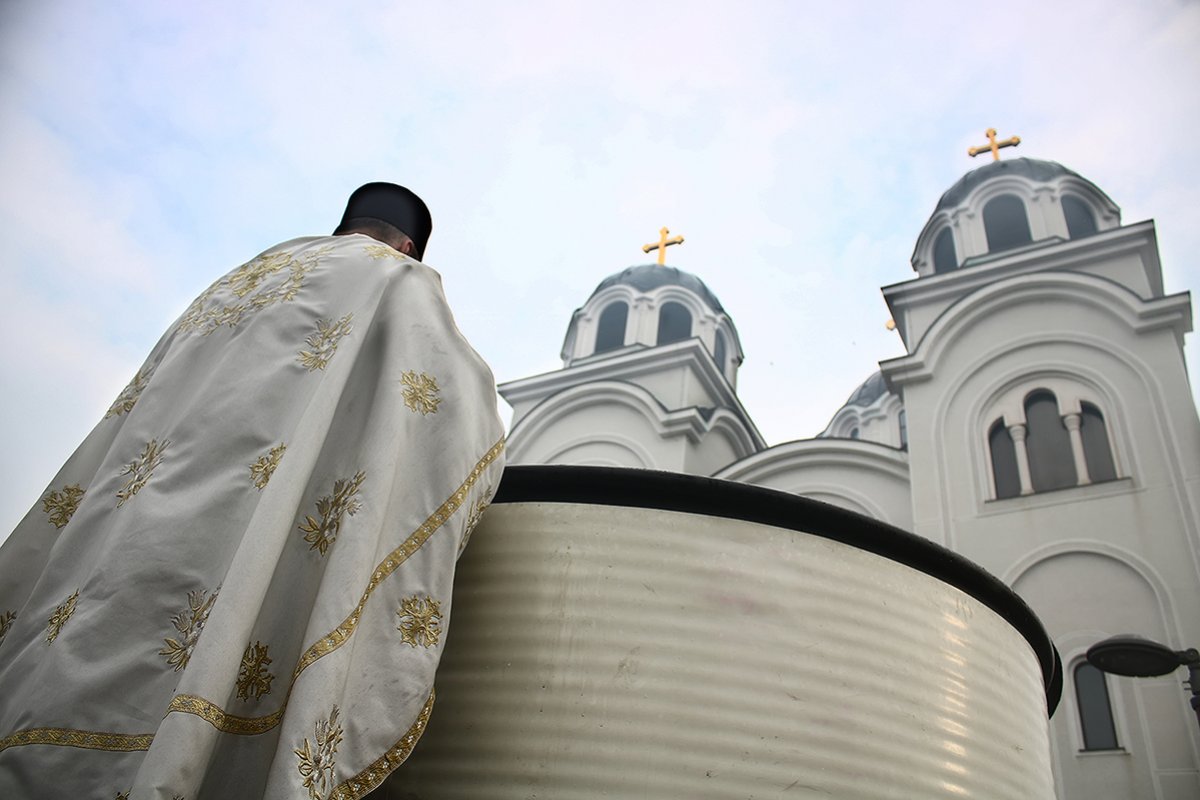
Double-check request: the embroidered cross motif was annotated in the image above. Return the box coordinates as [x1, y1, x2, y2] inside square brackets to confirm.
[46, 590, 79, 644]
[299, 472, 366, 555]
[295, 705, 343, 799]
[298, 314, 354, 371]
[42, 484, 85, 529]
[396, 596, 443, 648]
[159, 588, 219, 671]
[401, 371, 442, 415]
[236, 641, 275, 702]
[459, 493, 491, 556]
[249, 444, 287, 489]
[106, 368, 152, 418]
[117, 439, 169, 507]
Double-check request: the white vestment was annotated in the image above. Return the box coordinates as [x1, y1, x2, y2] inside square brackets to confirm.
[0, 234, 505, 798]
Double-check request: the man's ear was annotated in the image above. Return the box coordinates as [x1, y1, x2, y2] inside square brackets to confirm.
[399, 239, 417, 257]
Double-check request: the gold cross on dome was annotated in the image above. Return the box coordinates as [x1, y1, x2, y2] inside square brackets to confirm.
[642, 226, 685, 266]
[968, 128, 1021, 161]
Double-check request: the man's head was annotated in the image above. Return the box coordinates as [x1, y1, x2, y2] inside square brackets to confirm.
[334, 183, 433, 260]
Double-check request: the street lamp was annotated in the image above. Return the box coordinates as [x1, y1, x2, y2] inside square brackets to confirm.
[1087, 634, 1200, 731]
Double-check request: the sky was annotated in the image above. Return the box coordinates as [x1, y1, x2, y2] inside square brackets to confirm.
[1, 0, 1198, 537]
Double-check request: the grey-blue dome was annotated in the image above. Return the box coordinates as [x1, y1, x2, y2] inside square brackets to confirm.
[931, 157, 1100, 216]
[589, 264, 725, 313]
[843, 371, 889, 408]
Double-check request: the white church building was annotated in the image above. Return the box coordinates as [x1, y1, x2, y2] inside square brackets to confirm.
[497, 157, 1200, 799]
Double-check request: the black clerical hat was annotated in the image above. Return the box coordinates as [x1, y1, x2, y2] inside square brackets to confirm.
[338, 183, 433, 258]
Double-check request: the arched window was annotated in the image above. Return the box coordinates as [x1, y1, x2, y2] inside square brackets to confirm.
[933, 228, 958, 273]
[1081, 403, 1117, 482]
[594, 302, 628, 354]
[989, 419, 1021, 499]
[1074, 662, 1119, 750]
[1025, 391, 1077, 492]
[713, 329, 728, 372]
[898, 410, 908, 449]
[849, 427, 860, 440]
[983, 194, 1033, 253]
[1062, 195, 1097, 239]
[657, 301, 692, 345]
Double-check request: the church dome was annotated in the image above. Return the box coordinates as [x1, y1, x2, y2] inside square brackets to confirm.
[589, 264, 725, 313]
[843, 371, 889, 408]
[819, 371, 906, 447]
[910, 157, 1122, 277]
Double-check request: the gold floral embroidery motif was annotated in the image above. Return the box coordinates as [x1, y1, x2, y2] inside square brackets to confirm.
[176, 248, 327, 336]
[46, 590, 79, 644]
[42, 484, 85, 529]
[328, 690, 435, 799]
[299, 471, 366, 556]
[117, 439, 169, 507]
[106, 368, 151, 418]
[0, 610, 15, 646]
[295, 705, 343, 800]
[401, 371, 441, 416]
[298, 314, 354, 371]
[159, 588, 219, 671]
[236, 641, 274, 702]
[459, 493, 491, 556]
[249, 444, 287, 489]
[115, 792, 130, 800]
[396, 596, 443, 648]
[363, 243, 407, 260]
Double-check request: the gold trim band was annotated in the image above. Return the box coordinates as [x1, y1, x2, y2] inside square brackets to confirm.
[330, 689, 435, 799]
[166, 438, 504, 737]
[0, 726, 154, 753]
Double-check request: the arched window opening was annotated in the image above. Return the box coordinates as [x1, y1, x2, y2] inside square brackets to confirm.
[933, 228, 958, 273]
[1062, 195, 1098, 239]
[989, 419, 1020, 500]
[713, 330, 728, 372]
[656, 301, 692, 346]
[1081, 403, 1117, 482]
[1074, 662, 1119, 751]
[983, 194, 1033, 253]
[898, 410, 908, 449]
[1025, 391, 1077, 492]
[849, 427, 860, 440]
[594, 302, 628, 354]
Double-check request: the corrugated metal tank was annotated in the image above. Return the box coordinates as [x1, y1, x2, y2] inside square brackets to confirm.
[382, 466, 1060, 799]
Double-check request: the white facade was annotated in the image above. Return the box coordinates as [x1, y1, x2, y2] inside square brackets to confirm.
[498, 158, 1200, 799]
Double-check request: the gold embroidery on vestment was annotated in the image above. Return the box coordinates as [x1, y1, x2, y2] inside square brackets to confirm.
[106, 368, 152, 418]
[117, 438, 169, 507]
[298, 313, 354, 371]
[46, 590, 78, 643]
[116, 791, 130, 800]
[162, 439, 504, 738]
[236, 641, 275, 702]
[363, 243, 407, 260]
[159, 588, 219, 671]
[0, 726, 154, 754]
[299, 471, 366, 556]
[328, 690, 435, 800]
[401, 370, 442, 415]
[459, 492, 491, 555]
[295, 705, 343, 800]
[42, 484, 85, 529]
[165, 694, 283, 735]
[176, 247, 328, 336]
[250, 444, 287, 489]
[0, 610, 15, 646]
[396, 596, 442, 648]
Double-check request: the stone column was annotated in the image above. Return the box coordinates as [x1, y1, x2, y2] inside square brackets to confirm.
[1009, 423, 1035, 496]
[1062, 412, 1091, 485]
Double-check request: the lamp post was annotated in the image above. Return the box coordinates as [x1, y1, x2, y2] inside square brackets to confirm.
[1086, 635, 1200, 732]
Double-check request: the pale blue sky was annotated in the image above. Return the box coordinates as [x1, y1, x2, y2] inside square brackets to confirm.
[2, 0, 1198, 536]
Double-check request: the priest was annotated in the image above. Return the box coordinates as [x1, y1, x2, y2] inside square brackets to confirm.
[0, 184, 505, 798]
